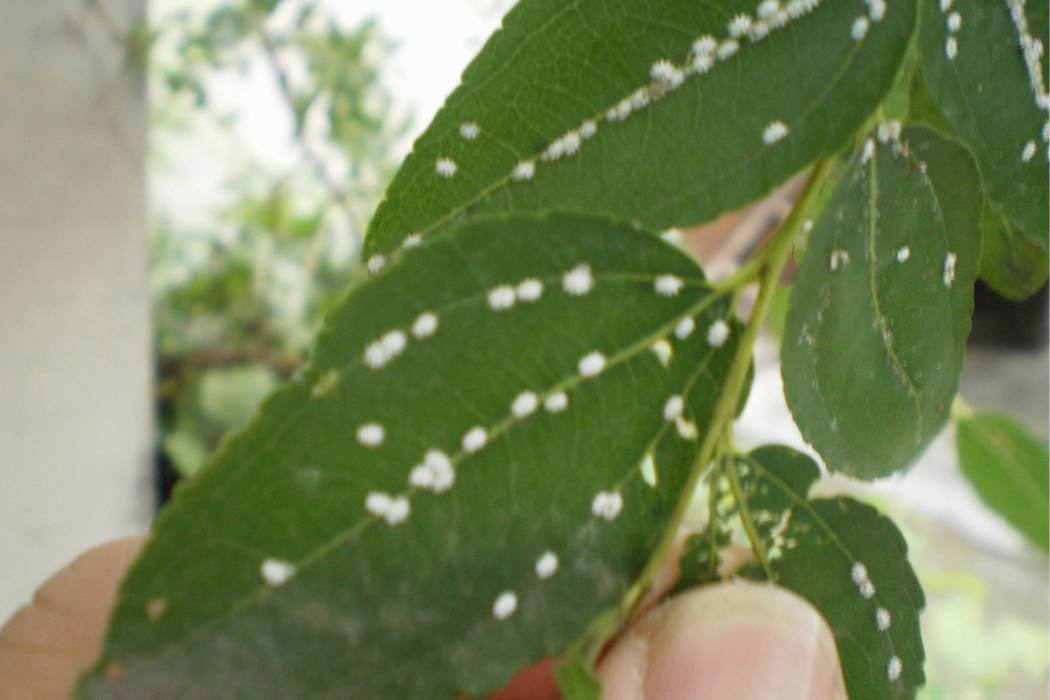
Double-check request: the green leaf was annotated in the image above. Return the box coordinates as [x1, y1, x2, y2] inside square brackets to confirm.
[978, 203, 1049, 302]
[555, 650, 603, 700]
[782, 126, 981, 478]
[919, 0, 1049, 249]
[956, 410, 1050, 550]
[363, 0, 917, 257]
[738, 445, 926, 700]
[79, 212, 741, 698]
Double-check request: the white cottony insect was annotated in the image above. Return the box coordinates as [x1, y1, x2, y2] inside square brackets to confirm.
[578, 351, 607, 377]
[459, 122, 480, 140]
[462, 426, 487, 453]
[410, 449, 455, 492]
[861, 138, 875, 164]
[717, 39, 740, 60]
[402, 233, 423, 249]
[535, 551, 559, 579]
[852, 16, 870, 41]
[829, 249, 851, 271]
[654, 274, 684, 296]
[651, 339, 673, 366]
[640, 452, 658, 486]
[366, 254, 385, 275]
[693, 35, 718, 56]
[876, 607, 892, 631]
[591, 490, 624, 520]
[877, 120, 901, 143]
[663, 395, 684, 421]
[516, 278, 543, 302]
[412, 312, 439, 338]
[943, 252, 957, 288]
[365, 492, 411, 525]
[867, 0, 886, 21]
[651, 60, 685, 89]
[260, 558, 296, 587]
[675, 316, 696, 339]
[1021, 140, 1037, 162]
[887, 656, 902, 682]
[563, 263, 594, 295]
[896, 246, 911, 263]
[851, 562, 869, 584]
[512, 391, 539, 418]
[939, 0, 952, 11]
[488, 285, 517, 310]
[435, 157, 457, 177]
[676, 416, 699, 440]
[492, 591, 518, 620]
[365, 491, 392, 517]
[707, 319, 730, 348]
[544, 391, 569, 412]
[728, 14, 753, 38]
[381, 330, 407, 360]
[693, 53, 715, 74]
[749, 20, 771, 41]
[356, 422, 385, 447]
[859, 580, 876, 598]
[757, 0, 780, 20]
[763, 120, 789, 144]
[579, 120, 598, 139]
[945, 37, 958, 60]
[946, 12, 961, 32]
[384, 496, 410, 525]
[513, 160, 536, 182]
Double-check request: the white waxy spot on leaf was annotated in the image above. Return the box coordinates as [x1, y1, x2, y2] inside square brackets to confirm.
[943, 252, 957, 288]
[651, 339, 673, 366]
[435, 157, 457, 177]
[512, 160, 536, 181]
[591, 490, 624, 520]
[945, 36, 958, 60]
[578, 351, 607, 378]
[512, 391, 539, 418]
[887, 656, 902, 681]
[763, 120, 789, 144]
[260, 558, 295, 586]
[462, 426, 488, 453]
[707, 319, 730, 348]
[728, 14, 753, 37]
[356, 422, 385, 447]
[640, 452, 658, 487]
[829, 249, 851, 271]
[544, 391, 569, 413]
[663, 395, 684, 421]
[366, 254, 385, 275]
[896, 246, 910, 263]
[675, 316, 696, 339]
[946, 11, 961, 32]
[459, 122, 480, 140]
[655, 274, 684, 296]
[516, 278, 543, 302]
[852, 16, 870, 41]
[492, 591, 518, 620]
[579, 120, 598, 139]
[861, 138, 875, 164]
[488, 285, 517, 310]
[535, 551, 559, 579]
[412, 312, 439, 338]
[402, 233, 422, 249]
[563, 263, 594, 295]
[1021, 140, 1037, 162]
[876, 607, 892, 631]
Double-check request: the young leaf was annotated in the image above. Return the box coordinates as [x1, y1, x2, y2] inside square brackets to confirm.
[363, 0, 917, 257]
[555, 650, 603, 700]
[919, 0, 1049, 249]
[738, 445, 926, 700]
[956, 410, 1050, 550]
[782, 126, 981, 478]
[978, 204, 1049, 303]
[78, 212, 741, 698]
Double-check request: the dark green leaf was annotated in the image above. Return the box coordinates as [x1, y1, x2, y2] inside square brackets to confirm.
[555, 651, 603, 700]
[363, 0, 917, 257]
[739, 446, 926, 700]
[782, 126, 981, 478]
[956, 410, 1050, 550]
[79, 212, 740, 698]
[919, 0, 1049, 248]
[978, 204, 1049, 302]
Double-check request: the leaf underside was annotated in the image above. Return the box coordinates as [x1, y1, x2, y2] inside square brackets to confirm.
[364, 0, 916, 257]
[782, 126, 981, 478]
[978, 204, 1049, 302]
[78, 213, 741, 698]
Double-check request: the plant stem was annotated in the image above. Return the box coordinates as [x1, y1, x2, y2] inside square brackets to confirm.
[726, 454, 772, 579]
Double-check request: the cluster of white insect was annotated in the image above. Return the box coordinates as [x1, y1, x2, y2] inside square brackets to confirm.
[356, 422, 385, 448]
[850, 0, 886, 41]
[578, 351, 607, 378]
[408, 450, 455, 492]
[366, 254, 385, 275]
[851, 561, 876, 598]
[943, 251, 957, 288]
[459, 122, 480, 140]
[876, 606, 892, 631]
[563, 263, 594, 295]
[850, 561, 902, 680]
[591, 490, 625, 520]
[663, 394, 685, 421]
[365, 492, 411, 525]
[435, 157, 458, 178]
[896, 246, 911, 263]
[861, 137, 876, 164]
[487, 277, 546, 310]
[492, 591, 518, 620]
[364, 329, 408, 369]
[706, 319, 730, 348]
[1001, 0, 1050, 163]
[887, 655, 903, 682]
[260, 558, 296, 587]
[829, 249, 852, 271]
[876, 120, 902, 144]
[655, 273, 685, 296]
[762, 120, 790, 145]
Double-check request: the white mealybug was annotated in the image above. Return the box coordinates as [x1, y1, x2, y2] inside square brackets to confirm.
[462, 426, 488, 453]
[943, 252, 957, 288]
[852, 16, 870, 41]
[492, 591, 518, 620]
[488, 285, 517, 310]
[384, 496, 410, 525]
[651, 339, 673, 366]
[1021, 140, 1037, 163]
[412, 311, 439, 339]
[357, 422, 385, 447]
[693, 53, 715, 74]
[749, 20, 771, 41]
[693, 35, 718, 56]
[381, 330, 407, 358]
[861, 138, 876, 164]
[707, 319, 730, 348]
[591, 490, 624, 520]
[859, 580, 876, 598]
[728, 14, 753, 37]
[364, 340, 388, 368]
[629, 88, 650, 110]
[513, 160, 536, 182]
[435, 157, 458, 177]
[427, 450, 455, 492]
[945, 36, 958, 60]
[675, 316, 696, 339]
[802, 218, 814, 233]
[516, 278, 544, 302]
[408, 463, 435, 489]
[579, 120, 598, 139]
[851, 561, 869, 584]
[365, 492, 392, 517]
[763, 120, 789, 144]
[875, 607, 892, 631]
[654, 273, 684, 296]
[663, 395, 684, 421]
[946, 11, 961, 32]
[512, 391, 539, 418]
[640, 452, 658, 486]
[676, 417, 699, 440]
[887, 656, 902, 681]
[757, 0, 780, 20]
[544, 391, 569, 413]
[651, 60, 685, 89]
[867, 0, 886, 21]
[535, 551, 559, 579]
[366, 254, 385, 275]
[829, 249, 851, 271]
[717, 39, 740, 60]
[260, 558, 296, 587]
[563, 263, 594, 295]
[578, 351, 607, 377]
[459, 122, 480, 140]
[896, 246, 911, 263]
[939, 0, 952, 11]
[607, 97, 633, 122]
[402, 233, 423, 250]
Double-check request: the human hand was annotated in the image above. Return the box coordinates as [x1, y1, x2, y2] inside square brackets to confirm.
[0, 540, 846, 699]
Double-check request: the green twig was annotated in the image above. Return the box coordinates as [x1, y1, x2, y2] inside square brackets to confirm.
[726, 454, 772, 579]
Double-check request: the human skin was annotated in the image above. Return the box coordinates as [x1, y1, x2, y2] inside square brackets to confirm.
[0, 537, 846, 699]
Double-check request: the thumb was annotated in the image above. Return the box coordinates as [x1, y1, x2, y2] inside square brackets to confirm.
[597, 581, 847, 700]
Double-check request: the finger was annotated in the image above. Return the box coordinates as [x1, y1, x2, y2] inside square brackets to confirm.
[0, 537, 144, 699]
[597, 581, 847, 700]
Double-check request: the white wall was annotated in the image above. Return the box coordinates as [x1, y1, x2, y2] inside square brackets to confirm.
[0, 0, 152, 619]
